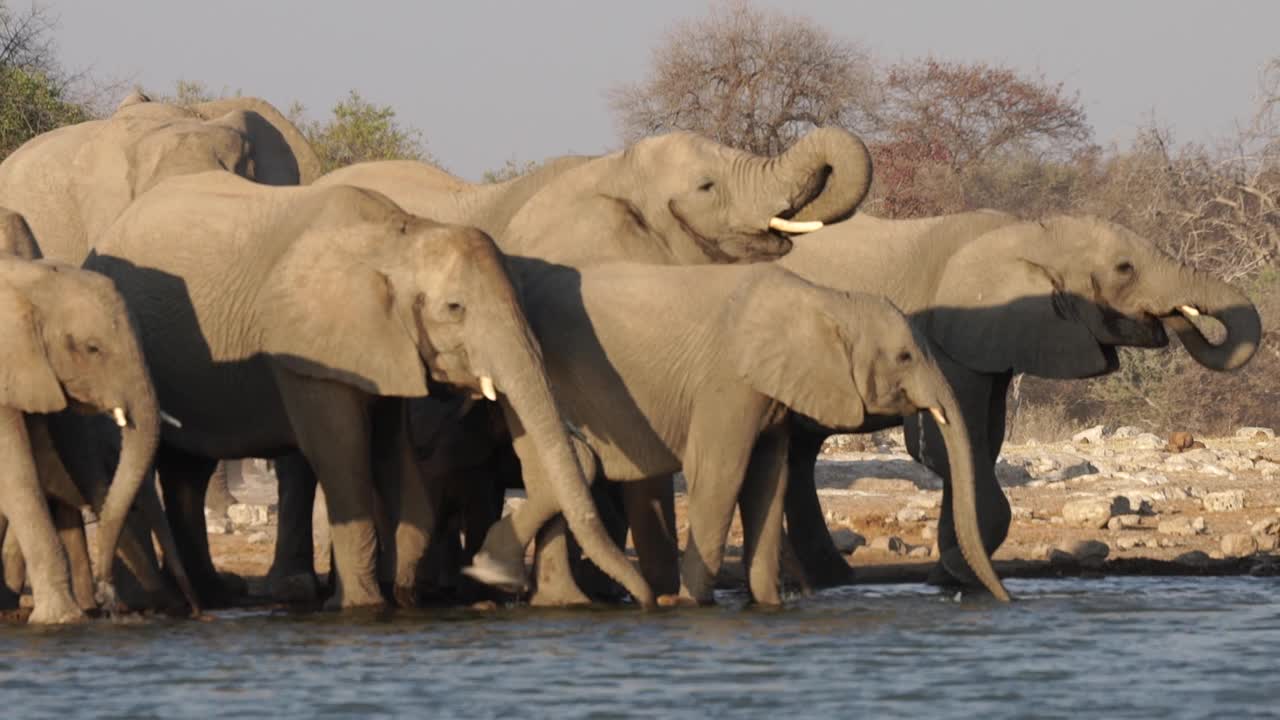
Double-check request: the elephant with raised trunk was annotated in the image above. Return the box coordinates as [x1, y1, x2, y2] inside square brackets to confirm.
[774, 212, 1262, 589]
[0, 255, 193, 623]
[318, 126, 873, 266]
[0, 92, 320, 265]
[85, 171, 652, 609]
[467, 260, 1009, 607]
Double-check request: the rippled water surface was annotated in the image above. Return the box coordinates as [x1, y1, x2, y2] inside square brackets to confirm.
[2, 577, 1277, 718]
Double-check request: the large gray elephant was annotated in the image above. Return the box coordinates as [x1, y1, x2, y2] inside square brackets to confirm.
[466, 260, 1009, 606]
[84, 171, 652, 609]
[0, 254, 192, 623]
[318, 127, 872, 266]
[773, 212, 1261, 588]
[0, 92, 320, 265]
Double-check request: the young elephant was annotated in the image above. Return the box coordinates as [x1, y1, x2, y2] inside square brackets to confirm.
[85, 171, 651, 610]
[0, 255, 189, 623]
[467, 261, 1009, 605]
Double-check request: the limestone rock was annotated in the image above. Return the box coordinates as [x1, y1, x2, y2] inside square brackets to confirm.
[1072, 425, 1105, 444]
[907, 545, 931, 559]
[1174, 550, 1212, 567]
[1221, 534, 1259, 557]
[1202, 490, 1245, 513]
[1106, 514, 1143, 530]
[246, 531, 270, 545]
[1250, 516, 1280, 537]
[1133, 433, 1164, 450]
[1236, 426, 1275, 440]
[869, 535, 906, 554]
[896, 507, 929, 523]
[1063, 539, 1110, 565]
[1111, 426, 1143, 439]
[1042, 460, 1100, 484]
[1062, 496, 1130, 528]
[1158, 517, 1203, 536]
[830, 528, 866, 554]
[227, 503, 273, 527]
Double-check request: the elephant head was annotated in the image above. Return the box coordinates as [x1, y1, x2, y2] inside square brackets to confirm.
[926, 216, 1261, 377]
[0, 208, 39, 259]
[0, 257, 172, 610]
[507, 127, 873, 265]
[724, 269, 1009, 601]
[257, 188, 652, 604]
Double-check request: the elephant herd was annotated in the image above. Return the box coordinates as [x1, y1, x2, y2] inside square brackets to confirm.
[0, 91, 1260, 624]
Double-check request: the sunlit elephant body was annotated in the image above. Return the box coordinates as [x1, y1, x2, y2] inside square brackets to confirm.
[0, 255, 191, 623]
[85, 171, 651, 609]
[774, 212, 1262, 588]
[0, 92, 319, 265]
[467, 260, 1008, 606]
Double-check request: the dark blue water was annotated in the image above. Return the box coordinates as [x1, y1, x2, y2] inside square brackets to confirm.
[1, 577, 1277, 718]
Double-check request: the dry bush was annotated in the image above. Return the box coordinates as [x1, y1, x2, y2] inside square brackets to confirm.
[1005, 396, 1081, 444]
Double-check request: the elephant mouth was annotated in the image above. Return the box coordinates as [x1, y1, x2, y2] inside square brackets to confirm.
[669, 202, 793, 263]
[1097, 308, 1169, 349]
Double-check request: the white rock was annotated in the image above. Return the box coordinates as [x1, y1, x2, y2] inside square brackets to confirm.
[1250, 517, 1280, 537]
[1066, 539, 1111, 564]
[246, 531, 270, 545]
[896, 507, 929, 523]
[205, 517, 233, 535]
[1201, 490, 1246, 513]
[1257, 535, 1280, 552]
[1134, 433, 1165, 449]
[1072, 425, 1106, 444]
[1158, 517, 1201, 536]
[1062, 496, 1131, 528]
[869, 535, 907, 554]
[1043, 460, 1100, 483]
[227, 503, 272, 527]
[1111, 426, 1143, 439]
[907, 493, 942, 509]
[1192, 516, 1207, 533]
[1221, 534, 1259, 557]
[907, 545, 931, 558]
[921, 524, 936, 541]
[1116, 536, 1146, 551]
[1106, 514, 1143, 530]
[1236, 426, 1275, 440]
[1256, 460, 1280, 477]
[1198, 464, 1232, 478]
[1217, 454, 1256, 472]
[830, 528, 866, 554]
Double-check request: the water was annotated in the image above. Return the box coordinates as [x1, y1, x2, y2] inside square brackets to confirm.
[2, 577, 1277, 718]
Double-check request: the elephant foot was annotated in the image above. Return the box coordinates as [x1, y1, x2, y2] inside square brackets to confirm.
[94, 580, 124, 617]
[392, 584, 420, 609]
[529, 579, 592, 608]
[925, 548, 982, 591]
[322, 576, 387, 611]
[28, 598, 86, 625]
[656, 593, 699, 609]
[801, 553, 858, 590]
[461, 551, 528, 594]
[267, 571, 320, 605]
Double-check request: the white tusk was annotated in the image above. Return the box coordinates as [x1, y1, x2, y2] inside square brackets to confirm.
[768, 217, 824, 234]
[929, 407, 948, 426]
[480, 376, 497, 402]
[112, 407, 128, 428]
[1179, 305, 1201, 318]
[159, 410, 183, 429]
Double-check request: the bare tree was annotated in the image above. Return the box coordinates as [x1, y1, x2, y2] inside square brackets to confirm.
[609, 0, 876, 155]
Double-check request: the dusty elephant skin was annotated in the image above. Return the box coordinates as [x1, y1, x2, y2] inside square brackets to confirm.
[84, 171, 651, 610]
[775, 212, 1262, 589]
[469, 261, 1008, 606]
[0, 254, 192, 623]
[0, 93, 319, 265]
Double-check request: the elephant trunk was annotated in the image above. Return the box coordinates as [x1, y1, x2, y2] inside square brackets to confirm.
[485, 325, 655, 608]
[91, 387, 161, 610]
[1157, 264, 1261, 371]
[919, 369, 1010, 602]
[763, 127, 873, 226]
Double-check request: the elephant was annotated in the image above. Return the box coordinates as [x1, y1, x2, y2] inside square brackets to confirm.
[0, 254, 194, 623]
[318, 126, 873, 266]
[769, 212, 1261, 589]
[0, 91, 320, 265]
[464, 259, 1009, 606]
[84, 170, 653, 609]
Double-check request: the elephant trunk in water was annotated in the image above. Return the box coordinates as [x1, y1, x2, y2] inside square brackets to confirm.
[1157, 263, 1261, 371]
[917, 364, 1010, 602]
[761, 127, 873, 226]
[483, 318, 656, 608]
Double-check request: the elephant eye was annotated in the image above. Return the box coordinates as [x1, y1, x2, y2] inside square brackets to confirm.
[1115, 261, 1134, 274]
[445, 301, 465, 319]
[86, 342, 101, 355]
[697, 180, 715, 192]
[896, 350, 912, 364]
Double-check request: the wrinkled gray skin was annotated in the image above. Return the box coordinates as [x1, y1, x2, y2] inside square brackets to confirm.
[467, 261, 1008, 605]
[320, 127, 873, 266]
[0, 91, 320, 265]
[85, 171, 652, 609]
[301, 128, 874, 604]
[0, 255, 189, 623]
[774, 212, 1262, 588]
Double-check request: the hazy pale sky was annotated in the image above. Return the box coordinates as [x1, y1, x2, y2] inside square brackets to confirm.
[47, 0, 1280, 180]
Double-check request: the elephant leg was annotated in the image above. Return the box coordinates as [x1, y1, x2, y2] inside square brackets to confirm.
[0, 412, 81, 624]
[911, 368, 1012, 589]
[782, 425, 857, 588]
[623, 475, 680, 597]
[739, 427, 790, 606]
[678, 397, 770, 605]
[267, 451, 320, 603]
[156, 447, 236, 607]
[280, 379, 385, 610]
[371, 399, 441, 608]
[528, 435, 602, 606]
[0, 514, 22, 609]
[52, 502, 96, 612]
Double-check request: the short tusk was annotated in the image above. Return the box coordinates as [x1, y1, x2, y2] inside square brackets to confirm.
[929, 407, 948, 426]
[159, 410, 183, 429]
[768, 217, 824, 234]
[1179, 305, 1201, 318]
[480, 376, 497, 402]
[112, 407, 128, 428]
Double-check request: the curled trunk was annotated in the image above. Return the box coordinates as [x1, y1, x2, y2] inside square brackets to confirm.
[765, 128, 873, 225]
[1159, 265, 1261, 371]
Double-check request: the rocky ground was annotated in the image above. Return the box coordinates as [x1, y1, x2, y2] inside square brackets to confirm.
[202, 425, 1280, 591]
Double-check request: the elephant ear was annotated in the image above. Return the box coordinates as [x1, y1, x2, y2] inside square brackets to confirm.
[0, 280, 67, 413]
[259, 234, 429, 398]
[0, 210, 40, 260]
[192, 98, 323, 184]
[926, 225, 1110, 378]
[726, 270, 866, 430]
